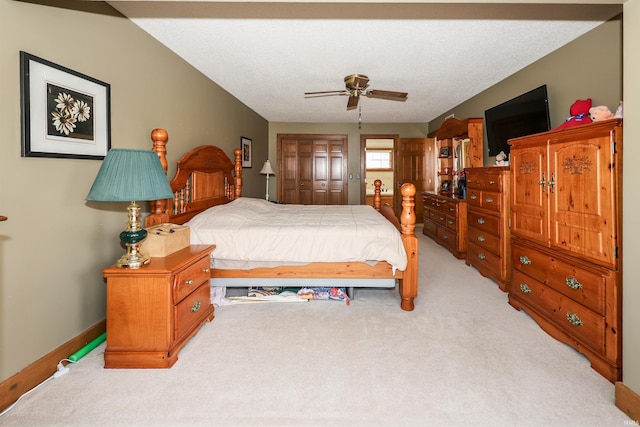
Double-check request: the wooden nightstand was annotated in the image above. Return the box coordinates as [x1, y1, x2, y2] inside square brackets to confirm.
[103, 245, 215, 368]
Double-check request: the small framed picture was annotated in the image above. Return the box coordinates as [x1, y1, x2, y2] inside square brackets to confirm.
[439, 146, 451, 158]
[20, 51, 111, 160]
[440, 179, 452, 193]
[241, 136, 252, 168]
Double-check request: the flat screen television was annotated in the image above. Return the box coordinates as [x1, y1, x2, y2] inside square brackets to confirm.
[484, 84, 551, 156]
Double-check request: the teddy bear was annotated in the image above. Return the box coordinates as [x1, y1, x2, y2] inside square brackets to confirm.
[589, 105, 614, 122]
[495, 151, 509, 166]
[554, 98, 593, 130]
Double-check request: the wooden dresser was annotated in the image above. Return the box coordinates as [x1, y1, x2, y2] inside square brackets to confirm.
[422, 192, 467, 259]
[465, 167, 511, 291]
[103, 245, 215, 368]
[508, 119, 622, 382]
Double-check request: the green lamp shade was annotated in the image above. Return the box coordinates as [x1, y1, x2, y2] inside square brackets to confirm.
[86, 149, 174, 202]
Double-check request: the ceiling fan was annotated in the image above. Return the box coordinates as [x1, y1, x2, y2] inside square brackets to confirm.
[304, 74, 408, 110]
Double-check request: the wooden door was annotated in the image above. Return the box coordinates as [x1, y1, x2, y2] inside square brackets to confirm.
[548, 129, 618, 268]
[396, 138, 433, 221]
[510, 142, 548, 245]
[277, 134, 348, 205]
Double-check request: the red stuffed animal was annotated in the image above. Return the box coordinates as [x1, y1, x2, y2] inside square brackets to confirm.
[554, 98, 593, 130]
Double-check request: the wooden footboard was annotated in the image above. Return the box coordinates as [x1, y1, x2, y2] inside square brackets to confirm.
[146, 129, 418, 311]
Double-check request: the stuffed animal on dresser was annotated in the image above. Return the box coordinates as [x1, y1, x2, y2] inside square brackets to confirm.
[554, 98, 593, 130]
[589, 105, 614, 122]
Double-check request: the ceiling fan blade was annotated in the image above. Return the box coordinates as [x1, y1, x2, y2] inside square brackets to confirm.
[304, 90, 347, 96]
[366, 89, 408, 101]
[346, 94, 359, 110]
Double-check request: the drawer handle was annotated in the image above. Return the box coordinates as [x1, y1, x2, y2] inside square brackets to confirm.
[470, 194, 477, 200]
[185, 279, 193, 285]
[566, 312, 583, 327]
[477, 253, 485, 260]
[485, 197, 493, 203]
[565, 277, 582, 290]
[477, 218, 485, 225]
[203, 268, 210, 273]
[477, 235, 485, 242]
[191, 301, 202, 313]
[519, 255, 532, 266]
[448, 220, 454, 225]
[442, 234, 448, 240]
[426, 224, 432, 230]
[489, 180, 495, 185]
[519, 283, 531, 294]
[439, 216, 445, 221]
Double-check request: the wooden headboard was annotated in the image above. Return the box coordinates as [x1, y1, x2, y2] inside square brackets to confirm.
[146, 128, 243, 227]
[145, 128, 399, 228]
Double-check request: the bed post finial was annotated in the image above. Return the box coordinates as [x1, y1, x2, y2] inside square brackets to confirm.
[399, 182, 417, 311]
[147, 129, 171, 226]
[151, 128, 169, 174]
[400, 183, 416, 235]
[373, 179, 382, 211]
[233, 148, 243, 199]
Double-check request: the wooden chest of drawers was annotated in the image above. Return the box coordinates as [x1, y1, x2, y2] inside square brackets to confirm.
[510, 238, 620, 380]
[508, 120, 622, 382]
[422, 192, 467, 259]
[465, 167, 511, 291]
[103, 245, 215, 368]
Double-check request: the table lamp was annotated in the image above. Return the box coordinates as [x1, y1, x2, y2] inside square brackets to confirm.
[260, 159, 275, 201]
[86, 149, 174, 268]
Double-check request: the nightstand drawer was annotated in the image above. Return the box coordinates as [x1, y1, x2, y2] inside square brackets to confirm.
[175, 282, 211, 341]
[174, 255, 211, 302]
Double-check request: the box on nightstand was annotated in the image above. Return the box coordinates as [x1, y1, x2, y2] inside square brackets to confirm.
[140, 223, 190, 257]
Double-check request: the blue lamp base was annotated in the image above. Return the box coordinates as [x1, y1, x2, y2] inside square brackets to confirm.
[115, 201, 150, 268]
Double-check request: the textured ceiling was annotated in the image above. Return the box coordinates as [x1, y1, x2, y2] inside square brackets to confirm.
[107, 1, 621, 124]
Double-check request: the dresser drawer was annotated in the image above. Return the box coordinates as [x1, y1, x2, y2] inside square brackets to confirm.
[467, 241, 500, 274]
[436, 226, 457, 253]
[468, 210, 500, 235]
[466, 171, 503, 191]
[174, 254, 211, 302]
[468, 190, 501, 212]
[174, 281, 211, 341]
[468, 225, 500, 256]
[511, 269, 605, 353]
[423, 219, 437, 238]
[512, 242, 606, 315]
[444, 214, 457, 232]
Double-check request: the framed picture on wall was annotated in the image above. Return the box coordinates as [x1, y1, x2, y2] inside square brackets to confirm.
[439, 145, 451, 158]
[20, 51, 111, 160]
[439, 179, 452, 194]
[241, 137, 252, 168]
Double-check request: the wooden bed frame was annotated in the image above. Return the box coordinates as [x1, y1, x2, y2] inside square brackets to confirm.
[145, 129, 418, 311]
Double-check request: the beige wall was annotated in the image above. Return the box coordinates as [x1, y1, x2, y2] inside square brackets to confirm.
[622, 0, 640, 398]
[269, 123, 427, 204]
[429, 17, 623, 166]
[0, 0, 268, 381]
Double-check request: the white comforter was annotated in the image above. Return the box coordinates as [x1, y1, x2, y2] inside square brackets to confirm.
[186, 197, 408, 271]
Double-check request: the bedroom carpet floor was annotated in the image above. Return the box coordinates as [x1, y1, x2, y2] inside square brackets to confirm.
[0, 228, 631, 426]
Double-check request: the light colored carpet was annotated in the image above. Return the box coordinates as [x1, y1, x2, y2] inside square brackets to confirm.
[0, 230, 630, 426]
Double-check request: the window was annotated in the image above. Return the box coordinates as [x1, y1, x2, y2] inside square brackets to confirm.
[366, 149, 393, 170]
